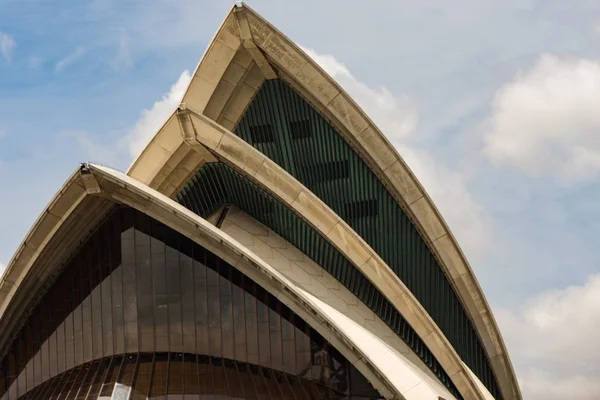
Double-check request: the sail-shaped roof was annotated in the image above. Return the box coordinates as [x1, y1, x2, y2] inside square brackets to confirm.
[128, 4, 520, 400]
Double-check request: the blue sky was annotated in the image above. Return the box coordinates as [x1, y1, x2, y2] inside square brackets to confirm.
[1, 1, 600, 398]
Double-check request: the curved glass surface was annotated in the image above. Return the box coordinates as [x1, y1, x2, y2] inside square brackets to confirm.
[19, 353, 376, 400]
[0, 208, 381, 400]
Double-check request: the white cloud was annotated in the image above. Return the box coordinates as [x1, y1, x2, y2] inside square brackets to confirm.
[496, 273, 600, 399]
[55, 46, 87, 72]
[0, 32, 16, 63]
[112, 35, 133, 71]
[64, 70, 191, 168]
[483, 54, 600, 180]
[399, 145, 493, 261]
[125, 69, 191, 158]
[302, 46, 492, 261]
[302, 47, 418, 140]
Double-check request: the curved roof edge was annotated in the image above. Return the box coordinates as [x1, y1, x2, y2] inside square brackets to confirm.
[236, 5, 520, 399]
[0, 163, 459, 400]
[124, 4, 519, 399]
[132, 106, 487, 400]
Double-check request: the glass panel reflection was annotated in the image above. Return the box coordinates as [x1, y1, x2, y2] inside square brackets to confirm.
[0, 208, 383, 400]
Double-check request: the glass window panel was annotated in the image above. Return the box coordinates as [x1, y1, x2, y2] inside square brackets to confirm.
[111, 215, 125, 356]
[276, 372, 299, 400]
[81, 251, 93, 364]
[269, 306, 283, 372]
[26, 373, 51, 400]
[151, 226, 168, 352]
[75, 359, 101, 399]
[48, 363, 77, 399]
[117, 354, 138, 389]
[281, 312, 296, 375]
[7, 346, 17, 400]
[210, 358, 227, 398]
[248, 364, 269, 400]
[64, 364, 86, 400]
[179, 249, 195, 355]
[17, 331, 27, 398]
[182, 354, 199, 397]
[149, 353, 168, 399]
[223, 359, 244, 399]
[99, 356, 123, 397]
[56, 322, 66, 376]
[193, 252, 209, 356]
[206, 263, 221, 358]
[131, 354, 154, 400]
[238, 363, 258, 400]
[0, 208, 384, 400]
[91, 244, 104, 361]
[111, 265, 125, 356]
[167, 353, 184, 399]
[166, 239, 183, 354]
[219, 272, 234, 360]
[196, 355, 210, 396]
[256, 296, 270, 368]
[245, 291, 259, 366]
[86, 357, 111, 400]
[231, 284, 247, 365]
[100, 276, 113, 359]
[121, 210, 138, 354]
[136, 226, 154, 353]
[25, 323, 34, 393]
[262, 368, 284, 400]
[100, 225, 114, 359]
[0, 358, 6, 399]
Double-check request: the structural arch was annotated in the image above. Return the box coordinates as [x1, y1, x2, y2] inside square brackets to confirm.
[162, 107, 486, 399]
[127, 4, 520, 400]
[0, 164, 461, 400]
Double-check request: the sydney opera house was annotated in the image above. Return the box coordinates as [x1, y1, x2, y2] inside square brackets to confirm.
[0, 4, 521, 400]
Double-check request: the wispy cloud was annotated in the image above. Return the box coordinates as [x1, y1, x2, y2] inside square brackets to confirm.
[111, 35, 133, 71]
[497, 273, 600, 399]
[55, 46, 86, 72]
[125, 69, 190, 159]
[0, 32, 16, 63]
[65, 69, 191, 169]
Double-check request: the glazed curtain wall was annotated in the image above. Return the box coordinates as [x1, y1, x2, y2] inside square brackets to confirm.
[0, 207, 381, 400]
[19, 354, 379, 400]
[233, 79, 500, 399]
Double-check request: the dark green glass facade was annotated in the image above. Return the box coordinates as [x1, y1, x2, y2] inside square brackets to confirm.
[229, 79, 500, 398]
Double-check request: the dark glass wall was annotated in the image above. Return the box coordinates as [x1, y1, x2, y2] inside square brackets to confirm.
[232, 79, 500, 398]
[0, 208, 381, 400]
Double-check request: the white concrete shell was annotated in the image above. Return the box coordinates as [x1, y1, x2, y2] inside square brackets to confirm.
[0, 164, 462, 400]
[135, 107, 488, 400]
[127, 4, 520, 400]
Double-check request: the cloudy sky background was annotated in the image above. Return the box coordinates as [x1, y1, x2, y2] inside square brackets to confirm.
[1, 1, 599, 398]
